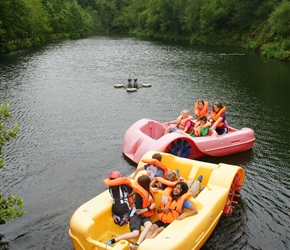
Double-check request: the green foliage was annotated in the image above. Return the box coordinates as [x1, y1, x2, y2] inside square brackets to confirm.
[0, 194, 26, 225]
[0, 0, 289, 61]
[23, 0, 52, 37]
[0, 103, 26, 225]
[0, 104, 20, 163]
[268, 0, 290, 38]
[0, 0, 30, 40]
[0, 0, 102, 53]
[261, 39, 290, 61]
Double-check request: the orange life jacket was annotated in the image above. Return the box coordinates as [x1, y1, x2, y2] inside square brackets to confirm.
[155, 177, 178, 188]
[194, 101, 209, 118]
[132, 181, 155, 217]
[158, 188, 192, 224]
[141, 158, 168, 175]
[103, 178, 134, 207]
[211, 106, 226, 127]
[176, 115, 193, 130]
[103, 177, 132, 187]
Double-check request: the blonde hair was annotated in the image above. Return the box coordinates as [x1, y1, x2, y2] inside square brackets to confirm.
[164, 171, 178, 182]
[181, 109, 189, 115]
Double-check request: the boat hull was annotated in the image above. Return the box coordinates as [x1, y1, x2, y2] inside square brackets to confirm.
[69, 151, 245, 250]
[123, 119, 255, 163]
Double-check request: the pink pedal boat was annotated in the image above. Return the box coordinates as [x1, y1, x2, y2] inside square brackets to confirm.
[123, 119, 255, 164]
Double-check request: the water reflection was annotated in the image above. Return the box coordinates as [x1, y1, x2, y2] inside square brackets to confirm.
[0, 36, 289, 250]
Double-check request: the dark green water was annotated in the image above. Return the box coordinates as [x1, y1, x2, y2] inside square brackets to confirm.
[0, 36, 289, 250]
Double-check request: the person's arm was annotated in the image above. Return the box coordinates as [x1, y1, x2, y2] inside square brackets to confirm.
[176, 200, 198, 220]
[194, 121, 200, 129]
[211, 117, 223, 130]
[164, 117, 178, 126]
[150, 177, 157, 187]
[201, 121, 211, 128]
[157, 206, 170, 214]
[136, 200, 156, 215]
[183, 120, 191, 133]
[130, 166, 145, 179]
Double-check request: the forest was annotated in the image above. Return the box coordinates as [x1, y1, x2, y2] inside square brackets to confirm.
[0, 0, 289, 61]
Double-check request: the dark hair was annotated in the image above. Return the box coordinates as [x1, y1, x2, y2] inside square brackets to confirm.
[199, 116, 207, 122]
[152, 153, 162, 161]
[197, 99, 205, 105]
[212, 102, 224, 111]
[137, 175, 151, 192]
[171, 182, 189, 201]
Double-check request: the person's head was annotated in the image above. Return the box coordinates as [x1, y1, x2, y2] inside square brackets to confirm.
[137, 175, 151, 192]
[212, 102, 224, 112]
[197, 100, 205, 110]
[152, 153, 162, 161]
[108, 171, 121, 180]
[164, 171, 178, 182]
[171, 182, 189, 201]
[199, 116, 207, 125]
[181, 109, 189, 118]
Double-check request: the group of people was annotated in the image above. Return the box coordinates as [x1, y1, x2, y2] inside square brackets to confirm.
[103, 153, 201, 250]
[164, 100, 228, 136]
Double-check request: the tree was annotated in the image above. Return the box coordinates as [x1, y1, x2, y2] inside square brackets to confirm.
[0, 103, 26, 225]
[268, 0, 290, 38]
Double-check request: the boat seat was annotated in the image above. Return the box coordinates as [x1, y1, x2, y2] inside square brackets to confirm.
[187, 162, 218, 186]
[139, 120, 165, 139]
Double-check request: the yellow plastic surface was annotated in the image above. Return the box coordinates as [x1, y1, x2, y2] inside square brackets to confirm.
[69, 151, 245, 250]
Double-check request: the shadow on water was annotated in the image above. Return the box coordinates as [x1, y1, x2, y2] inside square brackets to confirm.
[0, 235, 9, 250]
[199, 149, 254, 168]
[122, 154, 138, 168]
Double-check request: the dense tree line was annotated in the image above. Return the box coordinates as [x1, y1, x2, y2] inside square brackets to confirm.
[0, 0, 289, 60]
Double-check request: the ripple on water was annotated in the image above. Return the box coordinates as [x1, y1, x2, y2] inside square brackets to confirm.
[0, 36, 289, 250]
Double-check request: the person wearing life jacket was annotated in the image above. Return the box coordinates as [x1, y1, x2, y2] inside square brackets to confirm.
[145, 182, 198, 239]
[103, 171, 134, 226]
[209, 102, 228, 135]
[164, 109, 193, 135]
[194, 99, 209, 120]
[106, 175, 156, 250]
[150, 171, 179, 191]
[131, 153, 168, 190]
[190, 115, 211, 137]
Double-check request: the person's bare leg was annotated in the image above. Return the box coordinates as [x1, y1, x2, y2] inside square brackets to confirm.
[147, 227, 165, 239]
[145, 224, 158, 239]
[136, 221, 152, 245]
[164, 126, 171, 135]
[115, 230, 139, 242]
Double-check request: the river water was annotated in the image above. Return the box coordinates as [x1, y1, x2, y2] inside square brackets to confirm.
[0, 35, 289, 250]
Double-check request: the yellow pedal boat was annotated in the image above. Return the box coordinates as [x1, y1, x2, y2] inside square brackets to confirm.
[69, 151, 245, 250]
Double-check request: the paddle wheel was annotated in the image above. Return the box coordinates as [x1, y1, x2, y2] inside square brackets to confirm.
[223, 172, 243, 215]
[166, 138, 194, 158]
